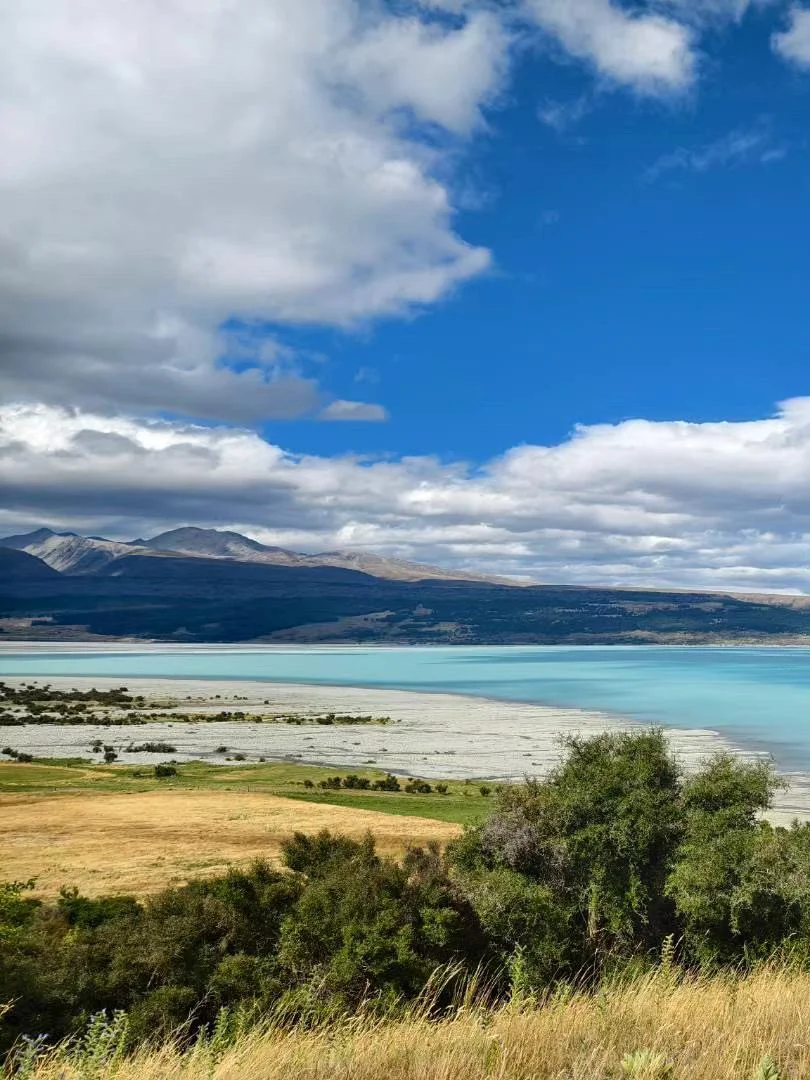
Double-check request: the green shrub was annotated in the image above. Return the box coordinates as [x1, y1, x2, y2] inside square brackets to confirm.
[405, 780, 433, 794]
[372, 774, 401, 792]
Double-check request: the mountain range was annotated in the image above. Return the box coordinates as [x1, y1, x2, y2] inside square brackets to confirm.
[0, 526, 514, 585]
[3, 525, 810, 645]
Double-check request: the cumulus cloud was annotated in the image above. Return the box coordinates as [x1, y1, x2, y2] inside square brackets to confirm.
[338, 10, 510, 135]
[0, 0, 506, 421]
[773, 7, 810, 65]
[0, 0, 754, 431]
[7, 402, 810, 593]
[523, 0, 696, 94]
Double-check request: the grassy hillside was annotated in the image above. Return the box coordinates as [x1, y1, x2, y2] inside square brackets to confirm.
[15, 967, 810, 1080]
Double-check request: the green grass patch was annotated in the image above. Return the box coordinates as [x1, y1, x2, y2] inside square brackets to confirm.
[0, 759, 492, 825]
[281, 790, 487, 826]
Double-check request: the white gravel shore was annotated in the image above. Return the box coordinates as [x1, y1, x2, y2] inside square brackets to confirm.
[2, 674, 808, 824]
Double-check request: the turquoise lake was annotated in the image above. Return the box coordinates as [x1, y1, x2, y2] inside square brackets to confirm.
[3, 645, 810, 769]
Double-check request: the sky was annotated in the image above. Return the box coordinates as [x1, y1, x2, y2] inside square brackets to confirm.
[2, 0, 810, 591]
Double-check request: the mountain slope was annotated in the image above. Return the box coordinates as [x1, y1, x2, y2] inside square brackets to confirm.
[0, 547, 61, 582]
[0, 528, 59, 550]
[308, 549, 521, 585]
[132, 527, 514, 583]
[95, 549, 385, 593]
[1, 529, 143, 574]
[141, 527, 296, 561]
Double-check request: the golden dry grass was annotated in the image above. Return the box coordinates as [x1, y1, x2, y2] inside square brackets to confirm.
[24, 967, 810, 1080]
[0, 789, 460, 897]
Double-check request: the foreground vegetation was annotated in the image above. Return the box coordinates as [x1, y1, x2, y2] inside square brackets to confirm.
[5, 729, 810, 1072]
[9, 967, 810, 1080]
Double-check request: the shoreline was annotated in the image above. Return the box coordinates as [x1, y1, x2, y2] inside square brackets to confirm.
[4, 640, 810, 650]
[3, 673, 809, 824]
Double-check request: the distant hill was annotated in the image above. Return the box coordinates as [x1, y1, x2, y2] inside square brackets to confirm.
[3, 525, 810, 645]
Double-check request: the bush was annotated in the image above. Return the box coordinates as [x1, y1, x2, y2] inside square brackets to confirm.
[405, 779, 433, 794]
[342, 774, 371, 790]
[666, 755, 791, 962]
[449, 731, 796, 987]
[276, 834, 485, 1009]
[1, 748, 34, 763]
[372, 774, 401, 792]
[318, 776, 343, 791]
[154, 764, 178, 779]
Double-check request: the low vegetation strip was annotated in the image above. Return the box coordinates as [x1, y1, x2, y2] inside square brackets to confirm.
[0, 681, 391, 727]
[0, 789, 460, 896]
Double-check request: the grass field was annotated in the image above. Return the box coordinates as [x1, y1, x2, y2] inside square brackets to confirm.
[0, 759, 491, 824]
[0, 759, 479, 896]
[0, 789, 461, 896]
[21, 967, 810, 1080]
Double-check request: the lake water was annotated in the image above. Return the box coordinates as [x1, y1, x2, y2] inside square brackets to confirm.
[2, 644, 810, 770]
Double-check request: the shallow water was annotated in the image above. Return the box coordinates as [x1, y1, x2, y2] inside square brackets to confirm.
[3, 644, 810, 770]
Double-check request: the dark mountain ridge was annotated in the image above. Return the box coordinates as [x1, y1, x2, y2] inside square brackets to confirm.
[0, 547, 61, 582]
[2, 526, 810, 645]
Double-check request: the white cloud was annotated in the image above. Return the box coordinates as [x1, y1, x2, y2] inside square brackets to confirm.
[773, 7, 810, 66]
[661, 0, 774, 26]
[0, 0, 504, 421]
[320, 400, 389, 422]
[0, 0, 758, 432]
[339, 11, 510, 135]
[9, 401, 810, 592]
[537, 94, 592, 131]
[523, 0, 696, 94]
[645, 123, 786, 180]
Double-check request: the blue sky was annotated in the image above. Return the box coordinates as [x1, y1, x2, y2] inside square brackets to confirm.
[277, 4, 810, 461]
[4, 0, 810, 590]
